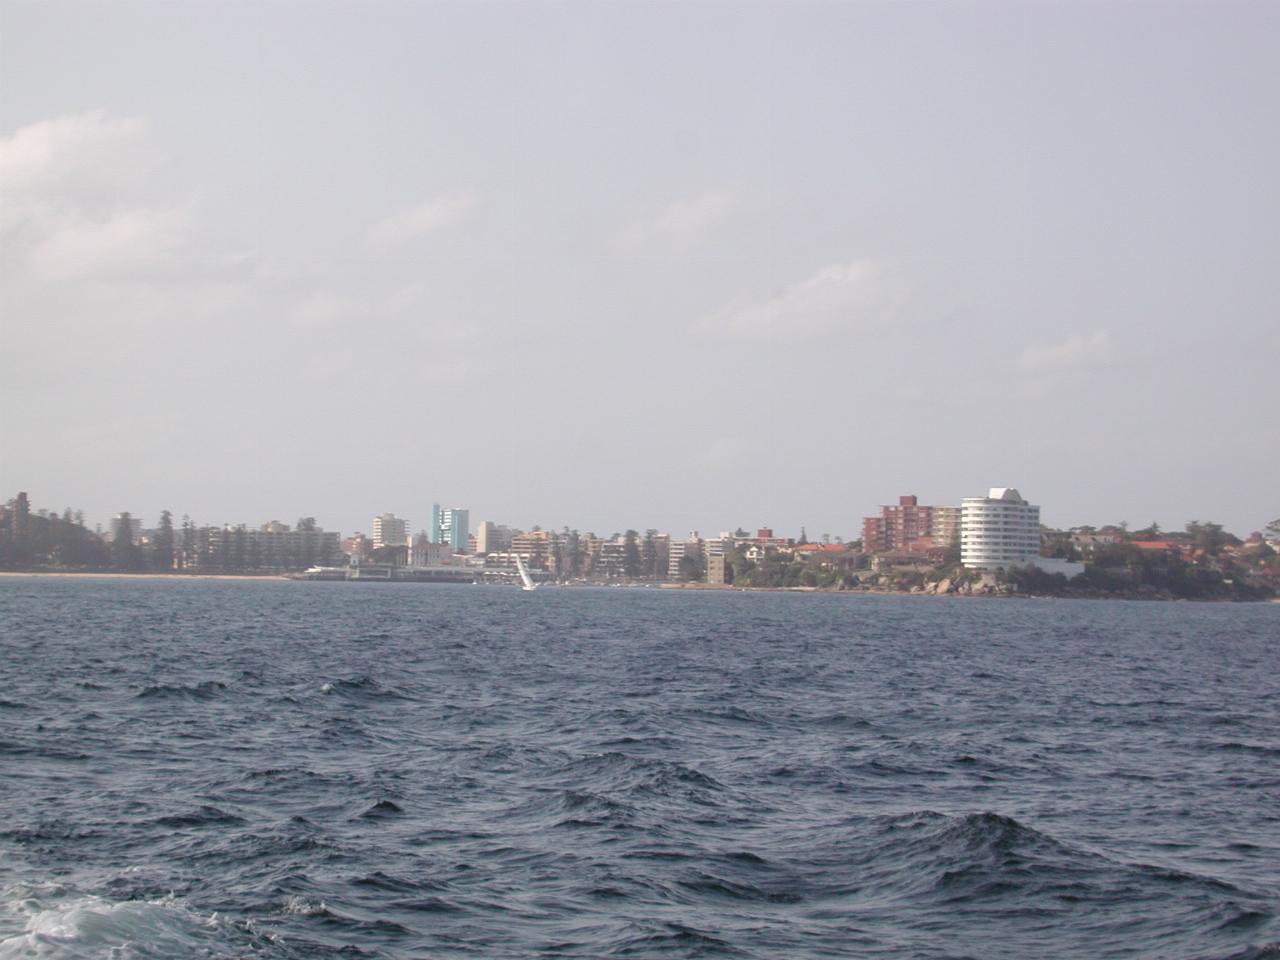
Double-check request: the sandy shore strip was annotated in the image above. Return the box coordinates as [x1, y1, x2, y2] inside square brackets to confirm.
[0, 571, 288, 582]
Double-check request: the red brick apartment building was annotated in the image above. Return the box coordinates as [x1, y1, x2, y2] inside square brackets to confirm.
[863, 496, 932, 553]
[862, 495, 959, 554]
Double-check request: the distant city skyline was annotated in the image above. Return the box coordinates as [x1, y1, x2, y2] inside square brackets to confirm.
[11, 484, 1271, 547]
[3, 2, 1276, 538]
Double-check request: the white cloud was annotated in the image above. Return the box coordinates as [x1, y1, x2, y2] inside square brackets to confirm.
[697, 259, 905, 341]
[617, 191, 734, 250]
[366, 193, 475, 247]
[0, 111, 197, 282]
[25, 206, 190, 281]
[1018, 330, 1113, 371]
[292, 292, 353, 329]
[0, 111, 147, 193]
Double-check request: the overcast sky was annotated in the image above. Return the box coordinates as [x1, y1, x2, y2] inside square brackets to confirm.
[2, 1, 1276, 540]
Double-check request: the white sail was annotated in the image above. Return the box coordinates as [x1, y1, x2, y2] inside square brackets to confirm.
[513, 554, 538, 591]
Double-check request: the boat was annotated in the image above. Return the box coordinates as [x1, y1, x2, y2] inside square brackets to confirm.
[513, 554, 538, 592]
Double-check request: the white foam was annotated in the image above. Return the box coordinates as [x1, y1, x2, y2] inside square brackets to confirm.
[281, 896, 326, 917]
[0, 884, 241, 959]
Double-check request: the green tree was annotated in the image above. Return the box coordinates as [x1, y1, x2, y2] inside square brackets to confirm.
[678, 554, 703, 582]
[641, 529, 657, 578]
[180, 515, 195, 571]
[153, 510, 175, 571]
[231, 525, 248, 572]
[623, 530, 641, 578]
[1185, 520, 1232, 556]
[565, 530, 582, 577]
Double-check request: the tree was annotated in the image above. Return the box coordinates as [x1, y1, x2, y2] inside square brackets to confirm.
[565, 530, 582, 578]
[153, 510, 175, 571]
[623, 529, 641, 578]
[640, 530, 657, 579]
[798, 526, 808, 546]
[180, 515, 196, 571]
[678, 554, 703, 582]
[550, 535, 564, 577]
[1186, 520, 1231, 556]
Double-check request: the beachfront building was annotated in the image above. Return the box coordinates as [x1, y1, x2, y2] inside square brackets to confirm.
[930, 507, 962, 548]
[862, 495, 959, 554]
[473, 520, 513, 556]
[960, 488, 1041, 569]
[371, 513, 408, 549]
[668, 533, 704, 580]
[511, 529, 555, 571]
[431, 504, 470, 554]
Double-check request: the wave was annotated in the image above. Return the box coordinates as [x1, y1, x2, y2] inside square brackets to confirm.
[0, 885, 271, 960]
[135, 680, 227, 700]
[552, 752, 726, 794]
[355, 799, 403, 819]
[152, 806, 246, 828]
[317, 676, 413, 701]
[1212, 742, 1280, 759]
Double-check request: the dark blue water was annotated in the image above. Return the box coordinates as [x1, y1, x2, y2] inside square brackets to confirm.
[1, 578, 1277, 959]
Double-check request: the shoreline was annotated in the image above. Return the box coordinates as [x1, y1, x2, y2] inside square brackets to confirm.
[0, 571, 288, 582]
[1, 570, 1270, 601]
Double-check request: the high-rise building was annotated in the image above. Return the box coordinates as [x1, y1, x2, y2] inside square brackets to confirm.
[862, 495, 937, 554]
[110, 514, 143, 545]
[960, 488, 1040, 569]
[372, 513, 408, 549]
[705, 554, 727, 585]
[668, 533, 704, 580]
[430, 504, 469, 553]
[474, 521, 513, 555]
[511, 529, 554, 570]
[930, 506, 962, 547]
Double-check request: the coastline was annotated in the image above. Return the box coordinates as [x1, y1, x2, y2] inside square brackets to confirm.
[0, 570, 1270, 601]
[0, 571, 288, 582]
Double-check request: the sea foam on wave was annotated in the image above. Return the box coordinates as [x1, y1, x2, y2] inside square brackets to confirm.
[0, 884, 257, 959]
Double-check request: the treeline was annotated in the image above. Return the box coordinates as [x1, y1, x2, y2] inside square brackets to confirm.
[722, 546, 860, 590]
[0, 495, 110, 569]
[1, 494, 337, 574]
[1004, 541, 1276, 600]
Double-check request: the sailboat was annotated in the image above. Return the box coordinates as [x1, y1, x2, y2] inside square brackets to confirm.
[513, 554, 538, 592]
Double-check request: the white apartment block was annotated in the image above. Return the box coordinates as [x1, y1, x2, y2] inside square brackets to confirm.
[960, 488, 1040, 569]
[372, 513, 409, 549]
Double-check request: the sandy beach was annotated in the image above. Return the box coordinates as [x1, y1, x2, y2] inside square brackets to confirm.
[0, 571, 288, 582]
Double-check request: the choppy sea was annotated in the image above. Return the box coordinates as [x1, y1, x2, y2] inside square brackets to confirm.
[1, 577, 1277, 959]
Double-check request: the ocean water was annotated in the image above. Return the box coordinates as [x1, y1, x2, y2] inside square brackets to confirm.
[1, 578, 1277, 960]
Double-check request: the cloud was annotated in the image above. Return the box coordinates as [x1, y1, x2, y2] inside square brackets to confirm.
[292, 292, 352, 329]
[697, 260, 905, 341]
[617, 191, 734, 250]
[0, 111, 197, 282]
[24, 206, 190, 281]
[366, 193, 475, 247]
[1018, 331, 1113, 371]
[0, 111, 147, 193]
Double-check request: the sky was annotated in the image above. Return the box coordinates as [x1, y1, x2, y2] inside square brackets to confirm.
[1, 0, 1277, 540]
